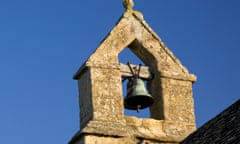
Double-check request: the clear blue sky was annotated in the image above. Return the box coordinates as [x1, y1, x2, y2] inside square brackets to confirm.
[0, 0, 239, 143]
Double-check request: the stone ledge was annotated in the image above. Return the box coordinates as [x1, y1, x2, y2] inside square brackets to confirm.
[69, 119, 196, 144]
[73, 61, 120, 80]
[125, 116, 196, 142]
[73, 62, 197, 82]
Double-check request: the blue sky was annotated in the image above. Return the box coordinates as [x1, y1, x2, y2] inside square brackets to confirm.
[0, 0, 239, 143]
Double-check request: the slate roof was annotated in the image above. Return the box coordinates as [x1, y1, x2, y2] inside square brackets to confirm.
[181, 99, 240, 144]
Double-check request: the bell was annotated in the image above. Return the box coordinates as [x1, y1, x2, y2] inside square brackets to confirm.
[124, 78, 154, 112]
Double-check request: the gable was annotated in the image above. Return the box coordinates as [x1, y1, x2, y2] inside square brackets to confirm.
[75, 12, 196, 82]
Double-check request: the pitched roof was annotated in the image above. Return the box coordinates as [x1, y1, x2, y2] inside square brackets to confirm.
[181, 99, 240, 144]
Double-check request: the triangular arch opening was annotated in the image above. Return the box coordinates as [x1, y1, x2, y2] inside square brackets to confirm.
[119, 47, 151, 118]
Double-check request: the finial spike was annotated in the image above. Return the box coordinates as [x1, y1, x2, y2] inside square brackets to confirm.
[122, 0, 134, 12]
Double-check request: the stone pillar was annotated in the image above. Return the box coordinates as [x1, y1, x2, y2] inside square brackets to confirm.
[150, 77, 195, 123]
[74, 63, 124, 129]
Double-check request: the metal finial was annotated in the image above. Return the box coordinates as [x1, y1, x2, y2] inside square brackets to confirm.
[122, 0, 134, 12]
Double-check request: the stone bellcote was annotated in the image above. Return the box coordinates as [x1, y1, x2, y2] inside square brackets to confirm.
[69, 10, 197, 144]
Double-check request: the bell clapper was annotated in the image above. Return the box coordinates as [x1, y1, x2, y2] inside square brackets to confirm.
[137, 105, 141, 113]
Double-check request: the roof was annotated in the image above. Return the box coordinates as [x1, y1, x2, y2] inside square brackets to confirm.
[181, 99, 240, 144]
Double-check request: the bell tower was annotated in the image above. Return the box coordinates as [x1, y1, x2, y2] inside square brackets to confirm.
[69, 1, 197, 144]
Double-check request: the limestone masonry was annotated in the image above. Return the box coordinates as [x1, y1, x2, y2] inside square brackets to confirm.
[69, 10, 197, 144]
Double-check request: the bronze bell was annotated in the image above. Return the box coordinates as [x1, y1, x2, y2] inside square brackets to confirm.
[124, 78, 154, 112]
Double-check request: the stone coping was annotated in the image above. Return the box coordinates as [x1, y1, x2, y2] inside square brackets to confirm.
[73, 62, 196, 82]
